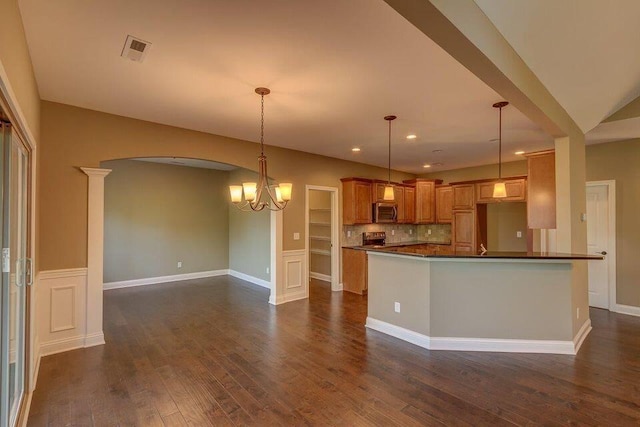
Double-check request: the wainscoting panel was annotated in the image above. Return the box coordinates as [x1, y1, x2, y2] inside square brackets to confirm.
[37, 268, 94, 356]
[273, 250, 308, 304]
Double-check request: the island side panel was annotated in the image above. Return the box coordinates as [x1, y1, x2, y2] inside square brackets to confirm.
[430, 261, 575, 341]
[367, 253, 431, 336]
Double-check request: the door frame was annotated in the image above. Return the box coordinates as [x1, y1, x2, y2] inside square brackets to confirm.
[586, 180, 617, 311]
[305, 185, 340, 292]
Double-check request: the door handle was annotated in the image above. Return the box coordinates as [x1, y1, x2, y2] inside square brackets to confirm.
[598, 251, 607, 255]
[26, 257, 33, 286]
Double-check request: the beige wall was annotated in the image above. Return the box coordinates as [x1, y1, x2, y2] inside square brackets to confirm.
[38, 101, 414, 271]
[585, 139, 640, 307]
[102, 159, 230, 282]
[228, 168, 270, 282]
[487, 202, 527, 252]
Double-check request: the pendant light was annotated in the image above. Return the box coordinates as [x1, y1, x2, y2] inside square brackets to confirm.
[229, 87, 292, 211]
[383, 115, 397, 201]
[492, 101, 509, 198]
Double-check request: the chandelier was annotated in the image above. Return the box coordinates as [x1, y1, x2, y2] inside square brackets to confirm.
[229, 87, 292, 211]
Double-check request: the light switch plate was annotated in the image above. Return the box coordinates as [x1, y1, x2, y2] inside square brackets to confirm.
[293, 232, 300, 240]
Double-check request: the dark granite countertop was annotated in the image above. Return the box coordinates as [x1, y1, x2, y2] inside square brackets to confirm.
[362, 245, 603, 260]
[343, 241, 451, 251]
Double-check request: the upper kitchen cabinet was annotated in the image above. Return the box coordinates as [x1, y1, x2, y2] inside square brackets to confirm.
[341, 178, 372, 225]
[372, 180, 388, 203]
[452, 184, 475, 210]
[435, 185, 453, 223]
[403, 179, 442, 224]
[394, 184, 416, 224]
[476, 177, 527, 203]
[524, 150, 556, 229]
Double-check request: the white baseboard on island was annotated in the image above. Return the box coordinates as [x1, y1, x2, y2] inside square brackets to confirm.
[366, 317, 592, 355]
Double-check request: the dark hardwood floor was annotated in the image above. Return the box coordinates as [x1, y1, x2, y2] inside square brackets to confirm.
[28, 276, 640, 426]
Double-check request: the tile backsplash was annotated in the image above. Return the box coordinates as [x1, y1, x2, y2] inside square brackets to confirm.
[342, 223, 451, 246]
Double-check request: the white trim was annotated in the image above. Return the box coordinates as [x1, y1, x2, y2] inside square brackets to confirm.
[573, 319, 592, 353]
[305, 185, 341, 292]
[309, 272, 331, 282]
[612, 304, 640, 317]
[228, 270, 271, 289]
[0, 61, 37, 148]
[269, 291, 308, 305]
[104, 269, 229, 290]
[366, 317, 589, 355]
[38, 268, 88, 280]
[39, 335, 86, 357]
[84, 332, 106, 347]
[336, 282, 344, 291]
[586, 180, 617, 311]
[269, 209, 283, 305]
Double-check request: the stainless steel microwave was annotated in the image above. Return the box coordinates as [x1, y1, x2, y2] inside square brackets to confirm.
[373, 202, 397, 223]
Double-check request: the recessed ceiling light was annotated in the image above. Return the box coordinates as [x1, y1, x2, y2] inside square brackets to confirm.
[432, 149, 443, 153]
[433, 162, 443, 166]
[489, 138, 499, 143]
[514, 150, 525, 155]
[423, 164, 431, 168]
[406, 134, 417, 140]
[351, 147, 361, 152]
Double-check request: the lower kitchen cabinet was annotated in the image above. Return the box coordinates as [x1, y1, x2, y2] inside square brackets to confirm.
[342, 248, 367, 295]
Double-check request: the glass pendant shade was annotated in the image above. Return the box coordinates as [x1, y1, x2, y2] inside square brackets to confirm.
[383, 184, 395, 201]
[278, 182, 293, 201]
[242, 182, 257, 202]
[493, 182, 507, 198]
[229, 185, 243, 203]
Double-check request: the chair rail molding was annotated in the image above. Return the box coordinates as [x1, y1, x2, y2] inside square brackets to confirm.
[81, 167, 111, 348]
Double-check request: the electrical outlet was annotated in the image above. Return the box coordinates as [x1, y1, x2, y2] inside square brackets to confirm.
[266, 267, 270, 274]
[427, 229, 432, 235]
[347, 230, 351, 238]
[409, 229, 413, 235]
[293, 232, 300, 240]
[391, 230, 395, 236]
[516, 231, 522, 238]
[177, 261, 182, 268]
[394, 302, 401, 313]
[577, 307, 580, 319]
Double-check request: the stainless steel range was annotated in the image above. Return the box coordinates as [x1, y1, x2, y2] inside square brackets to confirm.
[362, 231, 386, 247]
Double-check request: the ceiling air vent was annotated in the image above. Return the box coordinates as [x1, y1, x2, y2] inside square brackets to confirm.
[121, 35, 151, 62]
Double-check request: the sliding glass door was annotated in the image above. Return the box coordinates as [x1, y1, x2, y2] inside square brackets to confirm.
[0, 122, 30, 427]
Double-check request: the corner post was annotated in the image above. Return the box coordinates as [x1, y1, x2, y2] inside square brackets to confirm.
[81, 167, 111, 346]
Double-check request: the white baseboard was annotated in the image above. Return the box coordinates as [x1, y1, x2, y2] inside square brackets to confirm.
[40, 331, 107, 357]
[269, 290, 307, 306]
[366, 317, 584, 355]
[573, 319, 592, 353]
[310, 271, 331, 282]
[613, 303, 640, 317]
[333, 282, 344, 292]
[228, 270, 271, 289]
[103, 269, 229, 290]
[85, 332, 106, 347]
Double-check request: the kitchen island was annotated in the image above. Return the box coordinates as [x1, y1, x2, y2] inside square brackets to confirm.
[363, 246, 602, 354]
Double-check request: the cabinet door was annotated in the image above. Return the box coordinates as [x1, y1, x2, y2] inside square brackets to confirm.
[453, 210, 475, 246]
[454, 244, 473, 253]
[435, 186, 453, 223]
[372, 182, 387, 203]
[404, 186, 415, 224]
[477, 179, 527, 203]
[452, 184, 474, 210]
[394, 186, 405, 223]
[354, 182, 372, 223]
[527, 152, 556, 229]
[415, 181, 436, 223]
[342, 248, 367, 295]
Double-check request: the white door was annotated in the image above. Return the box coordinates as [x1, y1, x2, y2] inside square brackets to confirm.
[586, 183, 611, 309]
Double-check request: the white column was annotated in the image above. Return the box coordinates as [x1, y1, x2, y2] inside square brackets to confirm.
[81, 167, 111, 346]
[269, 208, 284, 305]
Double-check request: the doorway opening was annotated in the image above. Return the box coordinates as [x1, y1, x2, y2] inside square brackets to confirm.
[305, 186, 340, 292]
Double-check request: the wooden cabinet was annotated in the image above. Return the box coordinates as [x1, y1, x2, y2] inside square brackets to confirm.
[435, 185, 453, 223]
[452, 210, 475, 252]
[403, 179, 441, 224]
[342, 248, 367, 295]
[393, 184, 415, 224]
[372, 181, 388, 203]
[452, 184, 475, 210]
[525, 150, 556, 229]
[341, 178, 372, 225]
[476, 178, 527, 203]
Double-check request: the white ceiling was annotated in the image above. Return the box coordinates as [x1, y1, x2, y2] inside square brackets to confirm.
[475, 0, 640, 135]
[19, 0, 633, 174]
